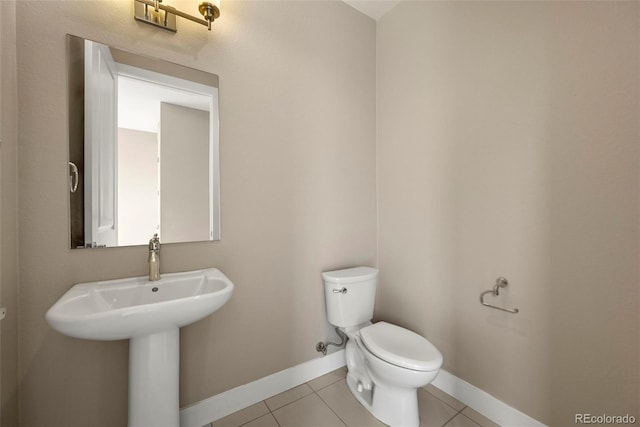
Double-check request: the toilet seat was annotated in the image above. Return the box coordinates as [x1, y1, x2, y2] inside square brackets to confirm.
[360, 322, 442, 372]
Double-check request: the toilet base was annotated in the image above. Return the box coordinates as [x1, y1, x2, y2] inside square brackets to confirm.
[346, 372, 419, 427]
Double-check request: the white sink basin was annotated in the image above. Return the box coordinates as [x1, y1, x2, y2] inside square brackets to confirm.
[46, 268, 234, 427]
[46, 268, 233, 340]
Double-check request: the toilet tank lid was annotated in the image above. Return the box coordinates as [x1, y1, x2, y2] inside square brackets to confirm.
[322, 267, 378, 284]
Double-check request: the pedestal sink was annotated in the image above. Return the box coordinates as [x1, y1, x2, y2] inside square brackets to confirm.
[46, 268, 234, 427]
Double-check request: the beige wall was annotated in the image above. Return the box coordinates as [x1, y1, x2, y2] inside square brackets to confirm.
[16, 1, 376, 426]
[0, 0, 20, 425]
[377, 2, 639, 425]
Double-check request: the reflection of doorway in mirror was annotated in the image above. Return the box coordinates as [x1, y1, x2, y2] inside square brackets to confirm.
[116, 74, 212, 246]
[84, 40, 118, 248]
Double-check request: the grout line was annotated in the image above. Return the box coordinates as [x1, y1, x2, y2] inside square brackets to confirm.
[441, 407, 468, 427]
[236, 407, 274, 427]
[216, 370, 349, 427]
[220, 400, 278, 427]
[262, 399, 282, 427]
[270, 411, 282, 427]
[422, 386, 466, 412]
[266, 390, 314, 414]
[235, 375, 347, 427]
[310, 373, 346, 392]
[313, 388, 348, 427]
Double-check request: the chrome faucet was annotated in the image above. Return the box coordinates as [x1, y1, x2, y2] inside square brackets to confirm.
[148, 233, 161, 281]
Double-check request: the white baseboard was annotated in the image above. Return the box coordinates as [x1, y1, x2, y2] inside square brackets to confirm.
[431, 369, 547, 427]
[179, 349, 545, 427]
[179, 350, 347, 427]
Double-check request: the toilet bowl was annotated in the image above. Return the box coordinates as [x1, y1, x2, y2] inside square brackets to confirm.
[322, 267, 443, 427]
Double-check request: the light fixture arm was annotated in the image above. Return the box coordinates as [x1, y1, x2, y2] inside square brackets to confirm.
[134, 0, 220, 32]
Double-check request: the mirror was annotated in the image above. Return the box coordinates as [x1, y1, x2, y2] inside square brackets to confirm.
[67, 35, 220, 249]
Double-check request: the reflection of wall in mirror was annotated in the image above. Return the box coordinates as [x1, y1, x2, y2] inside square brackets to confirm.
[160, 103, 210, 243]
[117, 128, 159, 246]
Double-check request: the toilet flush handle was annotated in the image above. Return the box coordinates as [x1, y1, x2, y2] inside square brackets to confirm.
[332, 287, 348, 294]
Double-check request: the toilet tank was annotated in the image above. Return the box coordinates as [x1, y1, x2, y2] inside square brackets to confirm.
[322, 267, 378, 328]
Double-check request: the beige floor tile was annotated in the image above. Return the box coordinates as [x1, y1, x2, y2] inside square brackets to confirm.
[461, 407, 500, 427]
[418, 389, 460, 427]
[317, 379, 386, 427]
[444, 413, 481, 427]
[211, 402, 270, 427]
[272, 393, 346, 427]
[423, 384, 466, 411]
[307, 367, 348, 391]
[242, 413, 280, 427]
[265, 383, 314, 411]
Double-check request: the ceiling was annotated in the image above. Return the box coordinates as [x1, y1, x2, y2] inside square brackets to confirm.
[342, 0, 402, 21]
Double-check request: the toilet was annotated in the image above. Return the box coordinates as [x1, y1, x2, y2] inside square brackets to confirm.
[322, 266, 443, 427]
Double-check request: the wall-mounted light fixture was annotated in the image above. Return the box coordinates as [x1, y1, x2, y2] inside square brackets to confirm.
[134, 0, 220, 32]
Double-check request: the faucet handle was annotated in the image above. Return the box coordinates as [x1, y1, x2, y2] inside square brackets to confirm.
[149, 233, 160, 252]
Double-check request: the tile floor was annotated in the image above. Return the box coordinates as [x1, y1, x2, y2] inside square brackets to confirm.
[210, 368, 501, 427]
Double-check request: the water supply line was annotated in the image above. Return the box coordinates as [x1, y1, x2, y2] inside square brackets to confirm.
[316, 327, 347, 355]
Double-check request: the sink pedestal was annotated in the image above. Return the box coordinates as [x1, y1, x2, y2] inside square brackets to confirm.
[129, 327, 180, 427]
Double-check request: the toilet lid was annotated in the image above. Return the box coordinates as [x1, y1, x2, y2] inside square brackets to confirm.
[360, 322, 443, 372]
